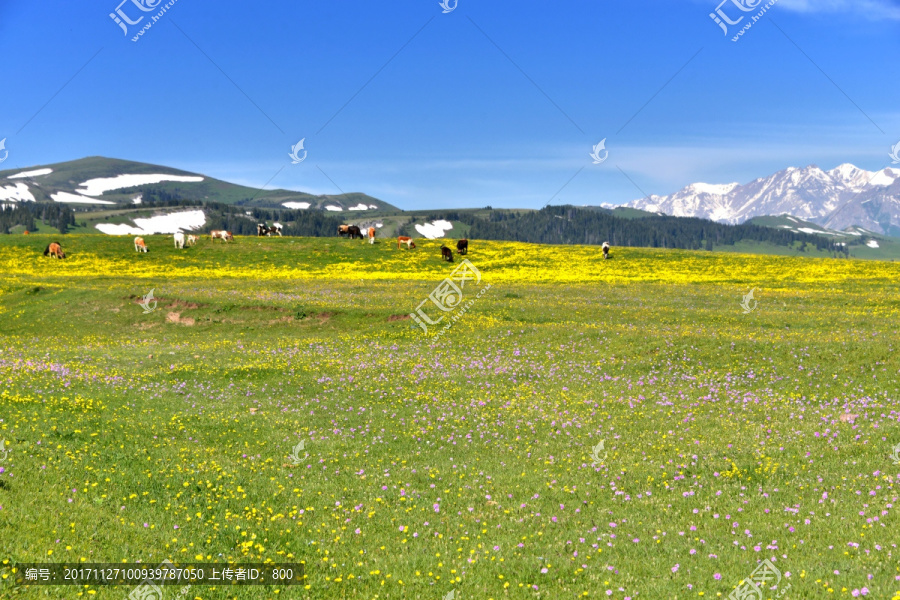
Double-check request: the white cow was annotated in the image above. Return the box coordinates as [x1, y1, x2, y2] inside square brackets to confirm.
[174, 232, 185, 249]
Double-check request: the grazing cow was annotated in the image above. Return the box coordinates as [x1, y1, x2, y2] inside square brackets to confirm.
[338, 225, 350, 237]
[441, 245, 454, 262]
[602, 241, 610, 260]
[174, 232, 185, 249]
[186, 235, 198, 247]
[43, 242, 65, 259]
[456, 239, 468, 255]
[347, 225, 362, 240]
[368, 227, 376, 245]
[397, 236, 416, 250]
[211, 230, 233, 242]
[134, 237, 148, 253]
[257, 223, 282, 237]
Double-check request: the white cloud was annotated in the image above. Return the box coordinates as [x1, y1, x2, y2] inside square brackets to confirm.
[777, 0, 900, 20]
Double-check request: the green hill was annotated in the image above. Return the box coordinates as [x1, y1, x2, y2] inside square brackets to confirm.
[0, 156, 395, 211]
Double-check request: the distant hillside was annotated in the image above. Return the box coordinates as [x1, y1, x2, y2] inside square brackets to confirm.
[407, 205, 845, 254]
[0, 156, 396, 212]
[746, 214, 900, 260]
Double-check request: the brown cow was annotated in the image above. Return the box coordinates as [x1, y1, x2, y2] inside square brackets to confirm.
[211, 230, 233, 242]
[43, 242, 65, 259]
[456, 239, 468, 255]
[441, 246, 454, 262]
[134, 237, 148, 253]
[397, 236, 416, 250]
[368, 227, 376, 245]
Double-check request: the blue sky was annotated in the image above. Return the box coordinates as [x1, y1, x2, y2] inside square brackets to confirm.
[1, 0, 898, 209]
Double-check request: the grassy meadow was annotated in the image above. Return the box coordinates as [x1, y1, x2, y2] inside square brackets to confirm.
[0, 234, 899, 599]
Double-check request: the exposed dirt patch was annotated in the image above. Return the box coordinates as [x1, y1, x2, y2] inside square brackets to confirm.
[167, 300, 205, 309]
[268, 316, 295, 324]
[387, 314, 410, 322]
[166, 312, 195, 326]
[315, 312, 335, 323]
[126, 296, 206, 309]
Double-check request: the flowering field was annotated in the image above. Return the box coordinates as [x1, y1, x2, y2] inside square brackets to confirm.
[0, 234, 899, 599]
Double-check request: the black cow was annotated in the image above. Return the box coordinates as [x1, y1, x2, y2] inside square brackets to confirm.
[602, 242, 610, 259]
[347, 226, 362, 240]
[456, 239, 468, 255]
[441, 246, 454, 262]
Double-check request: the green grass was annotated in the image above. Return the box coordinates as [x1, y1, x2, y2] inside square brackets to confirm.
[0, 235, 899, 599]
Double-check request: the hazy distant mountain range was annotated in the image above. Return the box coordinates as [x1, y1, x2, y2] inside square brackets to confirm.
[625, 164, 900, 236]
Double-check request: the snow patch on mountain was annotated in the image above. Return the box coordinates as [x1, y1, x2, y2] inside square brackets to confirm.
[283, 202, 310, 209]
[0, 183, 35, 202]
[95, 210, 206, 235]
[8, 168, 53, 179]
[415, 220, 454, 239]
[77, 174, 204, 196]
[52, 191, 115, 205]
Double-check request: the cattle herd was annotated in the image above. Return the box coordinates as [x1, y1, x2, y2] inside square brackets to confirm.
[39, 220, 609, 262]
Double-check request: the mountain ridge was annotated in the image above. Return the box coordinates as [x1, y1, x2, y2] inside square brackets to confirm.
[0, 156, 396, 212]
[625, 163, 900, 236]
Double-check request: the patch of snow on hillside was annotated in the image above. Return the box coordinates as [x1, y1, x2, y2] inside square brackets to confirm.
[77, 174, 204, 196]
[8, 168, 53, 179]
[415, 219, 454, 239]
[283, 202, 310, 209]
[0, 183, 35, 202]
[95, 210, 206, 235]
[325, 205, 343, 211]
[868, 170, 897, 187]
[866, 240, 880, 248]
[797, 227, 839, 236]
[369, 204, 378, 209]
[52, 191, 115, 205]
[132, 195, 143, 205]
[348, 203, 369, 210]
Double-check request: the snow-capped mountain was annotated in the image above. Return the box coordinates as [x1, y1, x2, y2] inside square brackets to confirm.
[626, 164, 900, 235]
